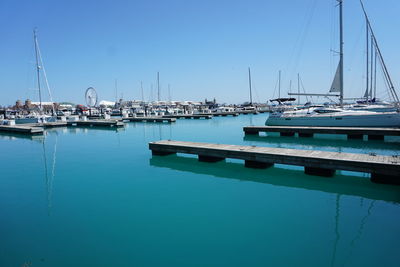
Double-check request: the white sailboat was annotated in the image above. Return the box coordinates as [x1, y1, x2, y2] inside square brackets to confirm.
[15, 29, 56, 124]
[266, 0, 400, 127]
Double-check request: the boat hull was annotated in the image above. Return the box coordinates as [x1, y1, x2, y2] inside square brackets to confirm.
[15, 116, 57, 124]
[266, 112, 400, 127]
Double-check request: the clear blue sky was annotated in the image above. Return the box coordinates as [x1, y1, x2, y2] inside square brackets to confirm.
[1, 0, 399, 105]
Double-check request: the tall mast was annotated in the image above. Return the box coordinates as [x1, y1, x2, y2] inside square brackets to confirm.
[248, 67, 253, 105]
[278, 70, 281, 98]
[338, 0, 344, 107]
[297, 73, 300, 105]
[140, 81, 144, 103]
[373, 50, 377, 98]
[157, 72, 160, 102]
[360, 0, 400, 107]
[168, 84, 171, 102]
[33, 29, 43, 111]
[365, 20, 369, 101]
[115, 79, 118, 103]
[370, 35, 374, 98]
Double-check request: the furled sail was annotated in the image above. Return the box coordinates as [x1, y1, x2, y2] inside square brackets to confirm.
[329, 59, 342, 92]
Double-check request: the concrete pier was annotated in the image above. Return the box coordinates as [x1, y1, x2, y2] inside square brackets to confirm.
[149, 140, 400, 184]
[243, 126, 400, 140]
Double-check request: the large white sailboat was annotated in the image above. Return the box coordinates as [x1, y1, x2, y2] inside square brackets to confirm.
[15, 29, 56, 124]
[266, 0, 400, 127]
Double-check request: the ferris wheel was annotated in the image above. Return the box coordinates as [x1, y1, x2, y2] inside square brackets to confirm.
[85, 87, 98, 107]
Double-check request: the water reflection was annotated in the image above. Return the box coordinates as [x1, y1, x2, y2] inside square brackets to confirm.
[0, 132, 45, 142]
[65, 126, 124, 134]
[40, 132, 58, 215]
[331, 194, 341, 267]
[149, 155, 400, 203]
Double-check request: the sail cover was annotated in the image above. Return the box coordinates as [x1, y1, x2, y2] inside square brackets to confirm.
[329, 59, 342, 92]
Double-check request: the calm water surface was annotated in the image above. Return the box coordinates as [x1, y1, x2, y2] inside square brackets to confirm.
[1, 115, 399, 266]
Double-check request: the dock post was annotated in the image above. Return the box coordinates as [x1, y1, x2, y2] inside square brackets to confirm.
[368, 135, 384, 141]
[198, 155, 225, 162]
[370, 173, 399, 185]
[347, 134, 363, 139]
[280, 132, 295, 137]
[304, 167, 335, 177]
[244, 160, 273, 169]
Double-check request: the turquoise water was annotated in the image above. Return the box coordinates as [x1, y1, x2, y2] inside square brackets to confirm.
[1, 115, 399, 266]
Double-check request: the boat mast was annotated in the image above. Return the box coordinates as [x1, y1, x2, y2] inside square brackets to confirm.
[338, 0, 344, 107]
[157, 72, 160, 102]
[141, 81, 144, 103]
[248, 67, 253, 105]
[370, 35, 374, 99]
[297, 73, 300, 105]
[115, 79, 118, 103]
[33, 29, 43, 111]
[278, 70, 281, 99]
[360, 0, 400, 107]
[365, 20, 369, 102]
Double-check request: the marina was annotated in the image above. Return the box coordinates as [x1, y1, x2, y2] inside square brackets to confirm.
[2, 0, 400, 266]
[149, 140, 400, 184]
[243, 126, 400, 140]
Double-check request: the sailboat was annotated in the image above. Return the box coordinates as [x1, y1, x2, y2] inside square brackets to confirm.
[266, 0, 400, 127]
[15, 29, 57, 124]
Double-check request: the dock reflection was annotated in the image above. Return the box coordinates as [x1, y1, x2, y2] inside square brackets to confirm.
[150, 155, 400, 203]
[0, 132, 45, 142]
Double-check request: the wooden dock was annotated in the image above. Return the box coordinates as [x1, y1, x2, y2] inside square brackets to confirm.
[0, 125, 44, 135]
[243, 126, 400, 140]
[121, 117, 176, 123]
[163, 114, 212, 119]
[67, 119, 124, 127]
[149, 140, 400, 184]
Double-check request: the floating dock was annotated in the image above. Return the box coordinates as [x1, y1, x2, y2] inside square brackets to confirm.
[121, 117, 176, 123]
[67, 119, 124, 127]
[0, 125, 44, 135]
[149, 140, 400, 184]
[243, 126, 400, 140]
[163, 114, 212, 119]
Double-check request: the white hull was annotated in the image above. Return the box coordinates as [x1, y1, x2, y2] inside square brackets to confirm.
[266, 112, 400, 127]
[15, 116, 57, 124]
